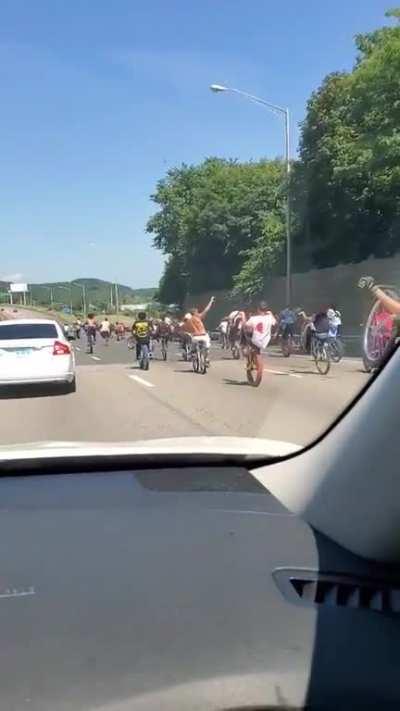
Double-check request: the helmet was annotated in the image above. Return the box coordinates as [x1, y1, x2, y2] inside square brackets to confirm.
[184, 313, 191, 320]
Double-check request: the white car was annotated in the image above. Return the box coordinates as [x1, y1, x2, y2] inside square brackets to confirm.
[0, 319, 76, 392]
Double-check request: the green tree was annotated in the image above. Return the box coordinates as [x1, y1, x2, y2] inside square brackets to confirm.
[297, 9, 400, 267]
[232, 213, 285, 298]
[148, 157, 286, 302]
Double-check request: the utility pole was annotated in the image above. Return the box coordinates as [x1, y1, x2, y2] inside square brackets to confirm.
[115, 283, 119, 315]
[110, 285, 114, 310]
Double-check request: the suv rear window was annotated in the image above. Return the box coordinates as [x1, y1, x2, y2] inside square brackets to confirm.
[0, 324, 58, 340]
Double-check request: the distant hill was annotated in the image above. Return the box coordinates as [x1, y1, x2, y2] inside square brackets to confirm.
[29, 278, 156, 310]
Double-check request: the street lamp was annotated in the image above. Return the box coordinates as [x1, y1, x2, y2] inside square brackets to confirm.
[71, 282, 87, 315]
[210, 83, 292, 305]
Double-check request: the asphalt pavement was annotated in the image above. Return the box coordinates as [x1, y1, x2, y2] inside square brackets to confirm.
[0, 332, 370, 448]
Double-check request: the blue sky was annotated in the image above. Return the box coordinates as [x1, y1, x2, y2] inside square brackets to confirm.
[0, 0, 392, 287]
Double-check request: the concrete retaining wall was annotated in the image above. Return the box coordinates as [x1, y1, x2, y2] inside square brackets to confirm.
[185, 254, 400, 352]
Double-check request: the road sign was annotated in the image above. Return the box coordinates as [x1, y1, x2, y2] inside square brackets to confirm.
[10, 283, 28, 293]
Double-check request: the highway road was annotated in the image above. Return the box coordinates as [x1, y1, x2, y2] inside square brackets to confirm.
[0, 329, 370, 448]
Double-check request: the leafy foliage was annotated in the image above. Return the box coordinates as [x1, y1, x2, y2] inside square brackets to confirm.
[147, 158, 286, 303]
[297, 9, 400, 267]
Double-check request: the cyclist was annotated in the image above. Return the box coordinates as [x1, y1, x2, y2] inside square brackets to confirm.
[218, 317, 229, 349]
[278, 305, 297, 344]
[179, 314, 193, 359]
[298, 308, 330, 353]
[132, 311, 152, 362]
[115, 321, 125, 341]
[327, 305, 342, 337]
[85, 313, 97, 352]
[244, 302, 276, 380]
[100, 317, 111, 345]
[157, 316, 172, 357]
[184, 296, 215, 364]
[228, 310, 246, 353]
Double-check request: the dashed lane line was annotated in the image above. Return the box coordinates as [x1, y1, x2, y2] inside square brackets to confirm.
[265, 368, 303, 379]
[91, 355, 101, 361]
[128, 374, 155, 388]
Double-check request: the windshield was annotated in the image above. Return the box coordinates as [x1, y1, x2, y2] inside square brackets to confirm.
[1, 2, 399, 453]
[0, 324, 58, 340]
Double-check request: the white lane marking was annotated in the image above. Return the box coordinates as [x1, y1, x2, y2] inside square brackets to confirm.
[214, 509, 295, 517]
[129, 374, 155, 388]
[265, 368, 302, 379]
[91, 355, 101, 361]
[75, 346, 81, 351]
[0, 587, 35, 599]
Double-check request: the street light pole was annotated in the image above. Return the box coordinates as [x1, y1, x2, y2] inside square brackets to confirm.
[210, 83, 292, 305]
[284, 107, 291, 306]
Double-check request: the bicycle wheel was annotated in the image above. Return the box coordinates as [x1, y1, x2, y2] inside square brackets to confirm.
[231, 343, 240, 360]
[246, 350, 262, 386]
[315, 342, 331, 375]
[192, 348, 199, 373]
[140, 344, 150, 370]
[281, 335, 292, 357]
[127, 337, 135, 351]
[330, 338, 344, 363]
[362, 287, 399, 372]
[199, 347, 207, 374]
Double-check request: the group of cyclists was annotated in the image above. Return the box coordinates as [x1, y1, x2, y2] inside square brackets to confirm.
[218, 304, 342, 354]
[68, 272, 400, 383]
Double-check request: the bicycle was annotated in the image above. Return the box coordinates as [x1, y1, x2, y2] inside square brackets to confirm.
[139, 342, 150, 371]
[245, 344, 263, 386]
[191, 341, 208, 374]
[281, 331, 293, 358]
[160, 336, 168, 361]
[328, 337, 345, 363]
[361, 283, 400, 372]
[101, 330, 110, 347]
[86, 328, 96, 355]
[181, 338, 191, 361]
[311, 333, 331, 375]
[231, 339, 241, 360]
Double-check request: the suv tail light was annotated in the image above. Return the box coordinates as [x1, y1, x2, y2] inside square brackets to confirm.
[53, 340, 71, 356]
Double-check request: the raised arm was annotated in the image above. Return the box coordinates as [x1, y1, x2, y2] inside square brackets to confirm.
[198, 296, 215, 320]
[358, 276, 400, 316]
[373, 287, 400, 315]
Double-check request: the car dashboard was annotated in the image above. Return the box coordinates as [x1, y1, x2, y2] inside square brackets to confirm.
[0, 463, 399, 710]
